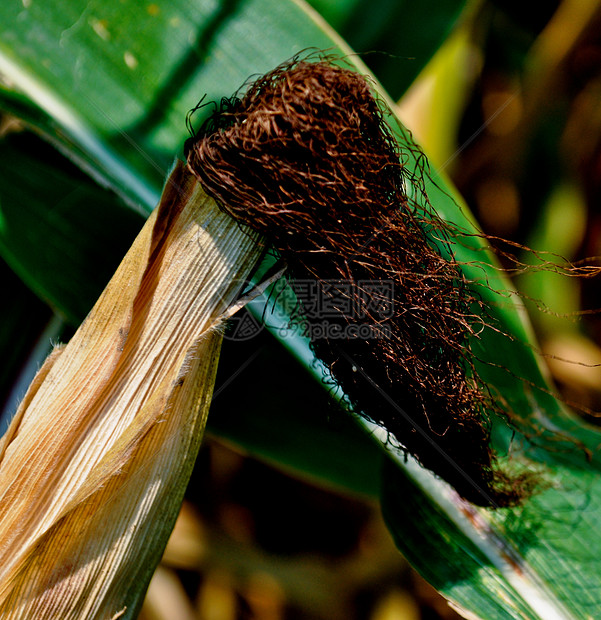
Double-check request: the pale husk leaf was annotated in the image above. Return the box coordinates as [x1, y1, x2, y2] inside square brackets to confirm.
[0, 162, 262, 618]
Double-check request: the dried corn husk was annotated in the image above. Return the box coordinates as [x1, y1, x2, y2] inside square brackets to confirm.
[0, 161, 262, 618]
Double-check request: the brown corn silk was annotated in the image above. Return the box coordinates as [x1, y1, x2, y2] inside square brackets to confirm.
[186, 58, 535, 507]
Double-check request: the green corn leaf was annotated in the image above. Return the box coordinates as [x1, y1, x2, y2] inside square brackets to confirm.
[1, 1, 600, 618]
[0, 133, 143, 323]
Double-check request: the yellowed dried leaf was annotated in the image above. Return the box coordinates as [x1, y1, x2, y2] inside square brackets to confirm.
[0, 162, 263, 618]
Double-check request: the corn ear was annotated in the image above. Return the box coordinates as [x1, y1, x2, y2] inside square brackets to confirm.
[0, 161, 262, 618]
